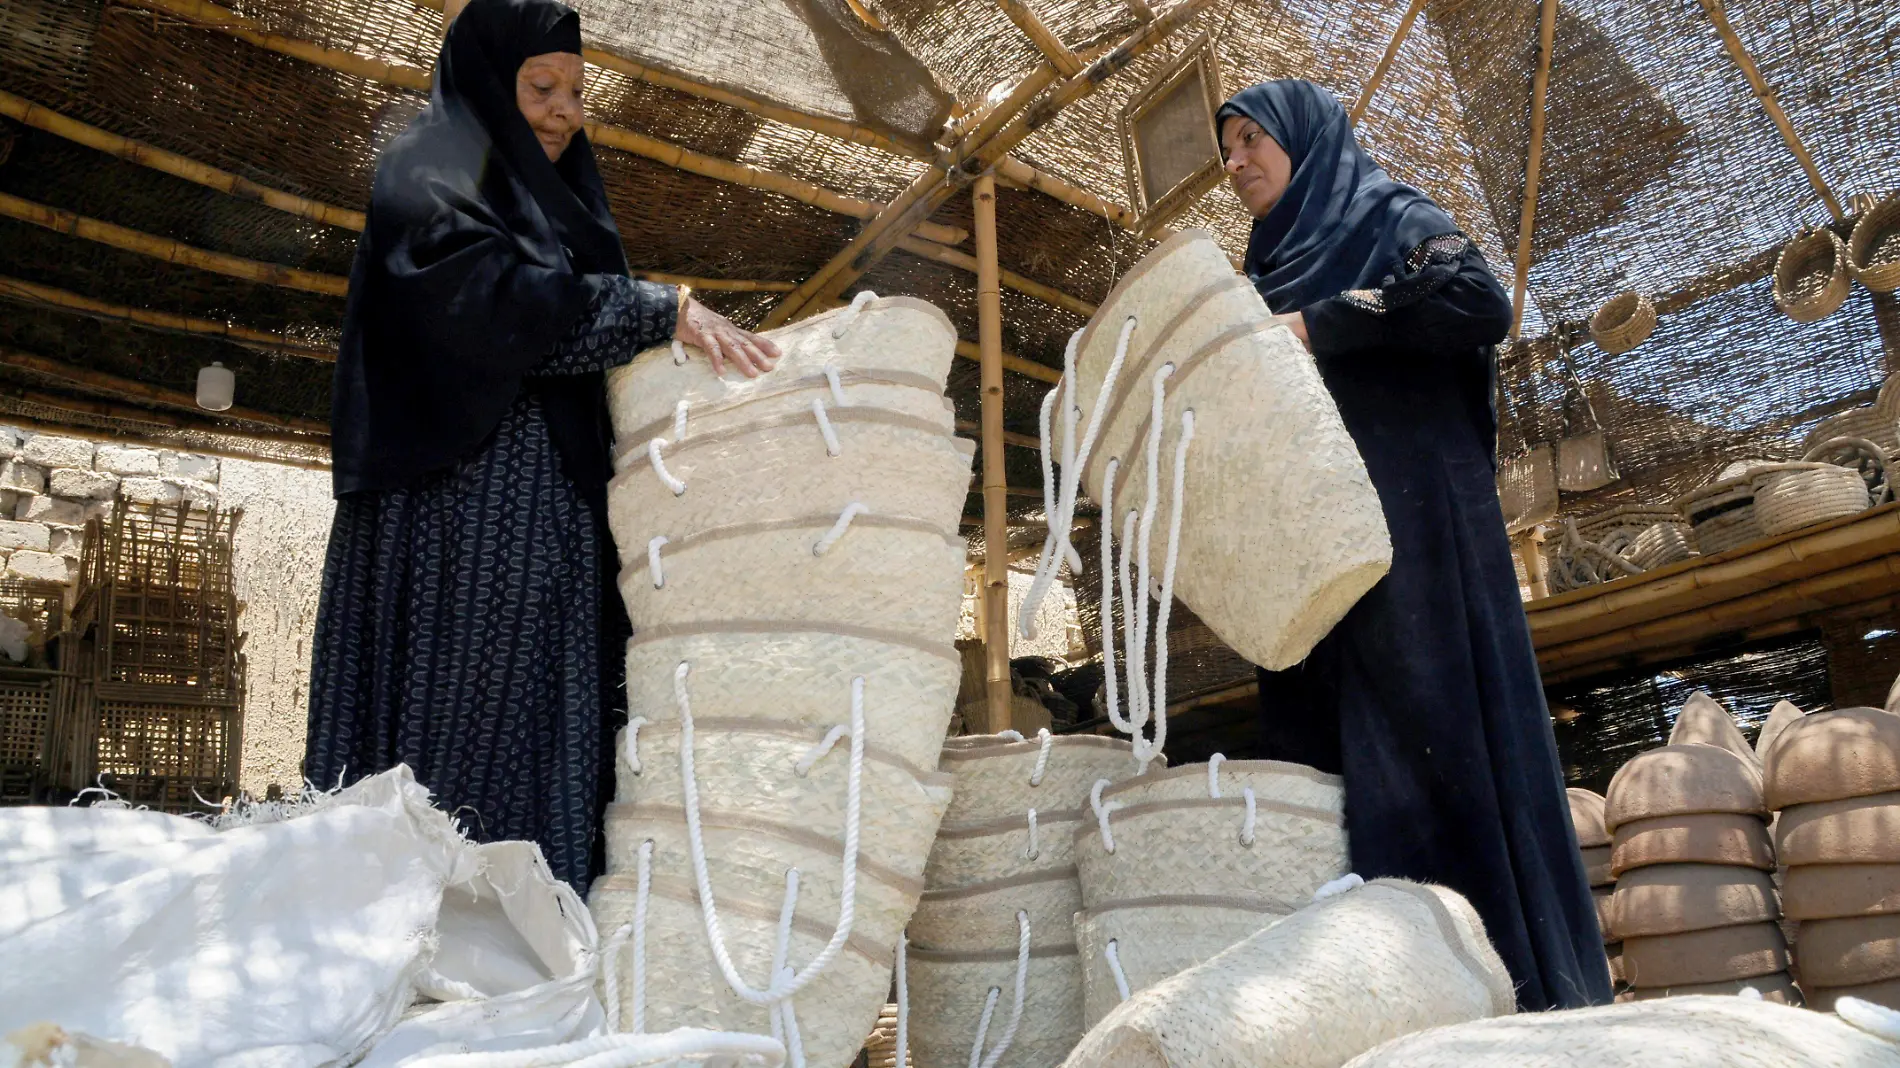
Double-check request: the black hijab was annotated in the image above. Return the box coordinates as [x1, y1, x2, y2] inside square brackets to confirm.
[1215, 80, 1459, 314]
[332, 0, 629, 498]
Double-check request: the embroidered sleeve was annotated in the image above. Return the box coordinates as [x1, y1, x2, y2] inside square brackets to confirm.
[534, 275, 679, 375]
[1303, 232, 1512, 360]
[1334, 233, 1475, 316]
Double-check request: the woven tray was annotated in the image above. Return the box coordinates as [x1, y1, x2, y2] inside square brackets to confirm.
[908, 867, 1082, 953]
[903, 944, 1084, 1068]
[1073, 894, 1291, 1026]
[1753, 463, 1869, 536]
[925, 807, 1085, 890]
[1849, 194, 1900, 293]
[1074, 793, 1348, 908]
[1773, 228, 1852, 324]
[936, 733, 1141, 828]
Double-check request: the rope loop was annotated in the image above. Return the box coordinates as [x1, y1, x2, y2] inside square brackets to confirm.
[894, 935, 911, 1068]
[1023, 807, 1040, 860]
[647, 438, 686, 496]
[1027, 728, 1053, 786]
[811, 398, 842, 456]
[671, 338, 688, 365]
[831, 290, 878, 339]
[812, 502, 868, 556]
[969, 912, 1031, 1068]
[795, 725, 849, 776]
[622, 716, 650, 774]
[672, 399, 689, 441]
[647, 535, 669, 589]
[1090, 778, 1118, 853]
[823, 364, 848, 407]
[1239, 786, 1257, 847]
[1206, 752, 1226, 799]
[1103, 939, 1131, 1002]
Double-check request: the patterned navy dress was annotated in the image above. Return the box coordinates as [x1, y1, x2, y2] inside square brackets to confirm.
[307, 276, 676, 889]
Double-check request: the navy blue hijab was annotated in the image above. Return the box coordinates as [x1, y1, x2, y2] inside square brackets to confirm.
[1215, 80, 1458, 315]
[333, 0, 628, 498]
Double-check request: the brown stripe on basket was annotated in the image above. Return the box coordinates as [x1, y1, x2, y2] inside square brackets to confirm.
[906, 943, 1080, 964]
[1075, 892, 1301, 921]
[626, 715, 949, 785]
[918, 866, 1080, 903]
[1379, 880, 1517, 1018]
[617, 406, 958, 470]
[1099, 759, 1343, 802]
[620, 368, 947, 444]
[605, 803, 924, 895]
[934, 808, 1085, 838]
[627, 621, 959, 663]
[652, 514, 962, 558]
[1108, 319, 1281, 505]
[594, 871, 891, 964]
[937, 734, 1136, 763]
[1086, 795, 1346, 828]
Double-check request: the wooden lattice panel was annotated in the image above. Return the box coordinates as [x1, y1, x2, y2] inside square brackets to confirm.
[0, 673, 55, 801]
[91, 692, 238, 812]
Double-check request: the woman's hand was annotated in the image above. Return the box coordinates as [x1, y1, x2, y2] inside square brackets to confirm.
[675, 298, 782, 378]
[1273, 311, 1311, 350]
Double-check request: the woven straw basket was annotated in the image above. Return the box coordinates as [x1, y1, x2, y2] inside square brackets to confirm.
[1850, 194, 1900, 293]
[862, 1003, 907, 1068]
[1677, 475, 1764, 557]
[937, 733, 1141, 827]
[1072, 894, 1291, 1027]
[1589, 291, 1657, 355]
[1069, 230, 1391, 670]
[1498, 444, 1558, 534]
[1752, 462, 1870, 537]
[1075, 760, 1348, 908]
[591, 874, 894, 1068]
[615, 718, 951, 881]
[1774, 229, 1853, 324]
[1061, 881, 1515, 1068]
[906, 944, 1085, 1068]
[1626, 521, 1695, 570]
[909, 867, 1083, 951]
[925, 807, 1086, 890]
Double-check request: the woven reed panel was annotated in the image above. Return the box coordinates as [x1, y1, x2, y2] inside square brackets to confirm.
[1818, 609, 1900, 712]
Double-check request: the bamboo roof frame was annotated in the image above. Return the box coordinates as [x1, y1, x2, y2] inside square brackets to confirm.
[1508, 0, 1559, 340]
[0, 275, 337, 360]
[0, 354, 326, 448]
[997, 0, 1084, 78]
[0, 347, 327, 434]
[1349, 0, 1428, 124]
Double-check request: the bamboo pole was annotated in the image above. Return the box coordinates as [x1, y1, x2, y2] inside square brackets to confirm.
[0, 274, 337, 360]
[629, 271, 795, 293]
[1693, 0, 1845, 221]
[0, 379, 324, 450]
[765, 0, 1218, 327]
[0, 191, 349, 297]
[121, 0, 432, 89]
[899, 236, 1098, 319]
[1349, 0, 1429, 124]
[0, 348, 327, 433]
[974, 172, 1013, 734]
[955, 419, 1043, 450]
[952, 339, 1062, 384]
[0, 89, 364, 230]
[997, 0, 1083, 78]
[1508, 0, 1560, 339]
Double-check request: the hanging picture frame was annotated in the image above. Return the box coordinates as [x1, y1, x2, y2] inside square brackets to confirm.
[1118, 33, 1227, 237]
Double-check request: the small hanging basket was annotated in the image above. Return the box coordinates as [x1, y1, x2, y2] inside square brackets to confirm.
[1848, 194, 1900, 294]
[1773, 228, 1852, 323]
[1589, 292, 1657, 355]
[1752, 462, 1871, 537]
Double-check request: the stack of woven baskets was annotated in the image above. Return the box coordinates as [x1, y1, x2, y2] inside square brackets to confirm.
[1547, 506, 1695, 593]
[906, 732, 1140, 1068]
[1071, 755, 1349, 1026]
[1568, 787, 1621, 991]
[1604, 695, 1795, 1002]
[591, 295, 972, 1065]
[1676, 460, 1780, 556]
[1763, 705, 1900, 1011]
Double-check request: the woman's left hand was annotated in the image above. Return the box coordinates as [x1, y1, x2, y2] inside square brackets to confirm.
[1273, 311, 1310, 350]
[676, 298, 782, 378]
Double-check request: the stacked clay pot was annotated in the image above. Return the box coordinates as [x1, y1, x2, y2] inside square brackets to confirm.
[1605, 694, 1795, 1002]
[1763, 705, 1900, 1011]
[1568, 787, 1621, 989]
[905, 732, 1141, 1068]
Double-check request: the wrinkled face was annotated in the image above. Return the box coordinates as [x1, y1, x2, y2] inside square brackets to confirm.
[516, 52, 585, 162]
[1220, 114, 1293, 218]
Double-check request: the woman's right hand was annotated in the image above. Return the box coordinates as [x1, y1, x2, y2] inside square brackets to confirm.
[675, 298, 781, 379]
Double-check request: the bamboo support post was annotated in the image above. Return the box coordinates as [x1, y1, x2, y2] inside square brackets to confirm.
[899, 235, 1098, 318]
[953, 339, 1061, 383]
[997, 0, 1083, 77]
[0, 274, 337, 360]
[765, 0, 1218, 327]
[1350, 0, 1428, 124]
[1509, 0, 1559, 339]
[0, 347, 326, 433]
[120, 0, 430, 89]
[955, 419, 1043, 450]
[974, 172, 1013, 734]
[0, 191, 348, 297]
[1693, 0, 1845, 221]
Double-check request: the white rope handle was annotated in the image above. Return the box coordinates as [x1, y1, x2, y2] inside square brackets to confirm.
[1103, 939, 1131, 1002]
[602, 922, 634, 1033]
[1098, 457, 1128, 734]
[1023, 807, 1039, 860]
[965, 990, 1000, 1068]
[795, 725, 848, 776]
[1128, 365, 1173, 771]
[623, 716, 649, 774]
[823, 365, 847, 407]
[675, 664, 865, 1006]
[1206, 752, 1226, 798]
[894, 935, 911, 1068]
[673, 399, 689, 441]
[647, 536, 669, 589]
[647, 438, 686, 496]
[831, 290, 877, 338]
[1312, 873, 1365, 903]
[811, 398, 842, 457]
[812, 502, 868, 556]
[1839, 995, 1900, 1042]
[630, 839, 653, 1033]
[1139, 409, 1195, 772]
[1027, 728, 1053, 786]
[403, 1031, 787, 1068]
[768, 870, 801, 1060]
[1090, 778, 1117, 853]
[975, 911, 1031, 1068]
[995, 730, 1025, 743]
[671, 338, 688, 365]
[1239, 786, 1256, 847]
[1116, 507, 1143, 735]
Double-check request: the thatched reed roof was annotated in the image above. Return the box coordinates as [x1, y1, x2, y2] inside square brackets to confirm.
[0, 0, 1894, 538]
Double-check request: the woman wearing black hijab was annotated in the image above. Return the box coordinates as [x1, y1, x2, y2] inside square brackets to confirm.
[306, 0, 778, 889]
[1214, 80, 1610, 1010]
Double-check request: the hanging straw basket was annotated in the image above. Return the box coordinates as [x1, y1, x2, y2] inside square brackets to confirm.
[936, 733, 1140, 827]
[1590, 292, 1658, 355]
[1067, 230, 1391, 671]
[1752, 463, 1872, 537]
[1075, 758, 1348, 908]
[1849, 194, 1900, 293]
[925, 807, 1085, 890]
[1774, 229, 1853, 324]
[1073, 895, 1291, 1027]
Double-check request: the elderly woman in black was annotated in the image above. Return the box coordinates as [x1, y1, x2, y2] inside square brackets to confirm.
[306, 0, 777, 889]
[1216, 79, 1611, 1010]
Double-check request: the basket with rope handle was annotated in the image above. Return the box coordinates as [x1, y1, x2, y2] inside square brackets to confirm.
[1590, 291, 1658, 355]
[901, 916, 1085, 1068]
[1749, 436, 1884, 538]
[936, 731, 1143, 828]
[1848, 193, 1900, 293]
[1802, 435, 1891, 504]
[1774, 228, 1853, 324]
[1073, 894, 1294, 1027]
